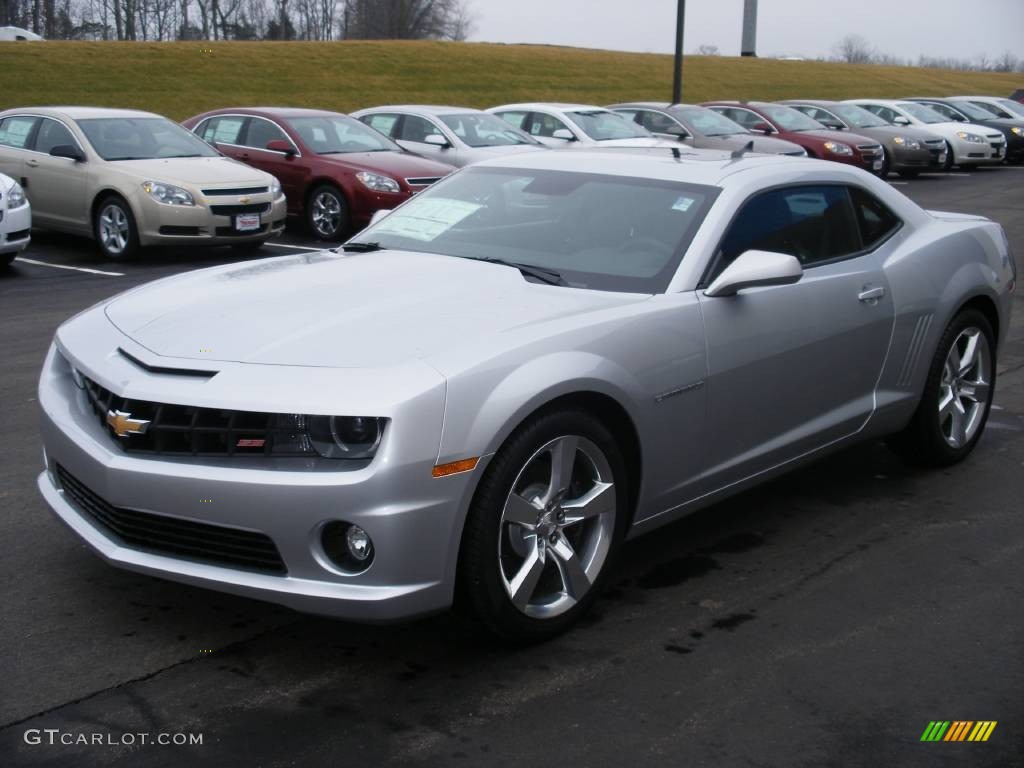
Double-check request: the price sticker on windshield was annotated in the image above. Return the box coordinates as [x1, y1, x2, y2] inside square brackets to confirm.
[372, 198, 482, 242]
[671, 196, 695, 213]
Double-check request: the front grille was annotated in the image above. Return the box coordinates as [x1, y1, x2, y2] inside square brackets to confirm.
[201, 186, 269, 196]
[159, 225, 201, 236]
[923, 139, 945, 148]
[6, 228, 29, 241]
[405, 176, 443, 187]
[209, 203, 271, 217]
[56, 465, 286, 574]
[985, 134, 1003, 141]
[82, 375, 311, 457]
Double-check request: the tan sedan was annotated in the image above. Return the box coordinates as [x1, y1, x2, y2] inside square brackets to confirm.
[0, 107, 287, 259]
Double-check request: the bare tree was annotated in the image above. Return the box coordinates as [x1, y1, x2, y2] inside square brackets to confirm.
[993, 51, 1019, 73]
[833, 34, 873, 65]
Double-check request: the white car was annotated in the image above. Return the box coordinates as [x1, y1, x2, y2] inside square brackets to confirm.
[487, 102, 677, 150]
[350, 105, 547, 167]
[0, 171, 31, 265]
[844, 99, 1006, 169]
[0, 26, 43, 41]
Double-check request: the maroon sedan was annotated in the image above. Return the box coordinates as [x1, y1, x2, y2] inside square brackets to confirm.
[702, 101, 885, 174]
[183, 108, 455, 240]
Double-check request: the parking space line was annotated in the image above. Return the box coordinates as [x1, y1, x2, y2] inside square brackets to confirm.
[14, 257, 124, 277]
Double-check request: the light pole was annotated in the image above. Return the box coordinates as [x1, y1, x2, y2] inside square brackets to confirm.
[741, 0, 758, 57]
[671, 0, 686, 105]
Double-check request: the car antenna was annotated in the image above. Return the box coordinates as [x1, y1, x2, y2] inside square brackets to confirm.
[730, 140, 755, 159]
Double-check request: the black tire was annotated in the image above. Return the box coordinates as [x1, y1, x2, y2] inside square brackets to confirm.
[942, 141, 955, 171]
[877, 149, 891, 178]
[888, 309, 996, 467]
[306, 184, 349, 241]
[458, 408, 630, 643]
[2, 253, 15, 267]
[93, 195, 140, 260]
[230, 239, 267, 255]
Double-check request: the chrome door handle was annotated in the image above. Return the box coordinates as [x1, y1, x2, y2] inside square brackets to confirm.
[858, 285, 886, 302]
[26, 159, 39, 167]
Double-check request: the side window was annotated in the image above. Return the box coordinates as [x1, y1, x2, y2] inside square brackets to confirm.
[717, 185, 862, 271]
[0, 116, 39, 149]
[925, 103, 959, 121]
[848, 186, 901, 249]
[860, 104, 883, 118]
[639, 110, 682, 134]
[244, 118, 289, 151]
[200, 116, 246, 145]
[34, 118, 77, 154]
[530, 113, 571, 138]
[611, 109, 639, 124]
[362, 113, 399, 138]
[397, 115, 440, 143]
[494, 111, 528, 130]
[721, 108, 759, 130]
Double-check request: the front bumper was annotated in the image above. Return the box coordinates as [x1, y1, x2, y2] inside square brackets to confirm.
[135, 195, 288, 247]
[951, 138, 1006, 165]
[0, 202, 31, 254]
[889, 145, 945, 170]
[37, 332, 478, 623]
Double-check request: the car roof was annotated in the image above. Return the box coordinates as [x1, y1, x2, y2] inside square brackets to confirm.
[208, 107, 350, 119]
[778, 99, 840, 107]
[0, 106, 160, 120]
[471, 147, 818, 187]
[356, 105, 486, 116]
[491, 103, 613, 112]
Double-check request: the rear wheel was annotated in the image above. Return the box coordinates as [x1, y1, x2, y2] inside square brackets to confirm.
[942, 141, 955, 171]
[94, 195, 139, 260]
[459, 409, 628, 643]
[889, 309, 995, 466]
[306, 184, 348, 241]
[877, 148, 891, 177]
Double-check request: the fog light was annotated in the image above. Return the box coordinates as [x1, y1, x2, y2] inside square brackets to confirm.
[321, 521, 374, 572]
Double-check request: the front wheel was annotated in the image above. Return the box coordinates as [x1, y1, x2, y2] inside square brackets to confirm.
[306, 184, 348, 241]
[889, 309, 995, 466]
[458, 409, 629, 643]
[94, 196, 140, 260]
[877, 148, 891, 178]
[942, 141, 955, 171]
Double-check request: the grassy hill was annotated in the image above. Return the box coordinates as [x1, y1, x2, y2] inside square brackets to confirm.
[1, 40, 1020, 120]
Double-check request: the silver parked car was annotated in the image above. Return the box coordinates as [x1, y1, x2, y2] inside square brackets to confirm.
[487, 102, 677, 149]
[608, 102, 807, 156]
[38, 151, 1014, 640]
[350, 105, 546, 167]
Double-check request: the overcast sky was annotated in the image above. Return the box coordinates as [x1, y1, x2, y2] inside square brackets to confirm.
[469, 0, 1024, 61]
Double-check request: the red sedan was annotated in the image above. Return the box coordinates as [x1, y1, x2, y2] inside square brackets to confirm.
[702, 101, 885, 174]
[183, 108, 455, 240]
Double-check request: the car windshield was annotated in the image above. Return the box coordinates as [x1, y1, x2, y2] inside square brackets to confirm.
[287, 115, 401, 154]
[439, 113, 538, 147]
[946, 100, 996, 121]
[352, 166, 717, 293]
[759, 105, 824, 132]
[897, 103, 946, 124]
[679, 107, 748, 136]
[567, 110, 653, 140]
[994, 99, 1024, 118]
[968, 101, 1009, 118]
[830, 104, 888, 128]
[77, 117, 220, 161]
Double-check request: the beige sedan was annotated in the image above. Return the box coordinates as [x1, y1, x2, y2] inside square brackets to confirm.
[0, 107, 287, 259]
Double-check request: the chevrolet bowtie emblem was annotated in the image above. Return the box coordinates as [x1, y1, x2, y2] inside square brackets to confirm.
[238, 195, 251, 204]
[106, 410, 150, 438]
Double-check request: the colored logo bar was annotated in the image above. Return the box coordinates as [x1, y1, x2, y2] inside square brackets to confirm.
[920, 721, 997, 742]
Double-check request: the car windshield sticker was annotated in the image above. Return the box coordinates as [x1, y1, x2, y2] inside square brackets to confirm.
[671, 196, 695, 212]
[372, 198, 482, 242]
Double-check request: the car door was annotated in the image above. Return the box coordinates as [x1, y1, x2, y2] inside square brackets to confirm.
[237, 116, 306, 208]
[22, 117, 90, 231]
[394, 114, 452, 162]
[0, 115, 38, 189]
[695, 184, 895, 489]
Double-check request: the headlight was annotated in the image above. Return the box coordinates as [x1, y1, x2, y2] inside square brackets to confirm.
[823, 141, 853, 156]
[956, 131, 985, 144]
[892, 136, 921, 150]
[307, 416, 385, 459]
[141, 181, 195, 206]
[5, 182, 25, 209]
[270, 177, 283, 199]
[355, 171, 401, 194]
[1012, 127, 1023, 136]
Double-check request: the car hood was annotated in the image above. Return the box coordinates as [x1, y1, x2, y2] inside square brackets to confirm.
[109, 156, 270, 187]
[791, 129, 878, 145]
[697, 134, 804, 154]
[852, 125, 941, 142]
[317, 151, 455, 179]
[103, 250, 648, 369]
[587, 137, 676, 148]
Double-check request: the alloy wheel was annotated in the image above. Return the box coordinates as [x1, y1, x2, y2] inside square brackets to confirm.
[498, 435, 617, 619]
[938, 326, 991, 448]
[99, 204, 130, 255]
[311, 192, 342, 237]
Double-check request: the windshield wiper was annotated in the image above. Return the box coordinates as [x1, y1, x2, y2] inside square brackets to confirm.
[340, 241, 386, 253]
[471, 257, 567, 286]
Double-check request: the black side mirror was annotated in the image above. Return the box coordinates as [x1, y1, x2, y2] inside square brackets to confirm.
[50, 144, 85, 162]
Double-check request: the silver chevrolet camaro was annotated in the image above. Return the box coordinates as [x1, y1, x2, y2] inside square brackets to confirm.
[37, 150, 1015, 641]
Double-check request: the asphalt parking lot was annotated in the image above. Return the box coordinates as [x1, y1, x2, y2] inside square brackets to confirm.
[1, 167, 1022, 767]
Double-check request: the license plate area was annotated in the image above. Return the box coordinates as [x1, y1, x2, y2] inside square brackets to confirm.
[235, 213, 260, 232]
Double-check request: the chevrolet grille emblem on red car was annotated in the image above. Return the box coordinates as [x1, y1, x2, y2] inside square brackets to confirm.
[106, 410, 150, 438]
